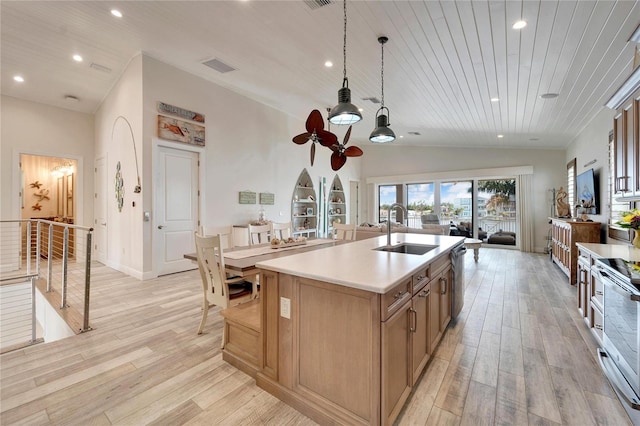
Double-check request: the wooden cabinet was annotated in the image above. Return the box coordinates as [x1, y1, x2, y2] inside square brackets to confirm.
[549, 218, 600, 285]
[575, 244, 604, 347]
[612, 88, 640, 196]
[381, 298, 411, 425]
[411, 284, 430, 385]
[327, 174, 347, 234]
[291, 168, 317, 238]
[439, 267, 452, 332]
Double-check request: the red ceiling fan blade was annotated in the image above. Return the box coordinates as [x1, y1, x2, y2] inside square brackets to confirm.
[306, 109, 324, 133]
[331, 152, 347, 171]
[327, 143, 339, 152]
[344, 146, 363, 157]
[317, 129, 338, 147]
[342, 125, 353, 146]
[293, 132, 311, 144]
[310, 142, 316, 166]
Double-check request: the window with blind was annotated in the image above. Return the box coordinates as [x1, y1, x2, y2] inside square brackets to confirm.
[567, 159, 576, 215]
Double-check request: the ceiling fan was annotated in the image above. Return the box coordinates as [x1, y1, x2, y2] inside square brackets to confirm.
[321, 125, 363, 171]
[292, 109, 337, 166]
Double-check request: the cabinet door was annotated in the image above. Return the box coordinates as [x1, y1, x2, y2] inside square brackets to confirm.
[439, 269, 452, 332]
[577, 259, 589, 319]
[614, 110, 628, 193]
[411, 286, 430, 385]
[428, 277, 441, 353]
[381, 301, 411, 425]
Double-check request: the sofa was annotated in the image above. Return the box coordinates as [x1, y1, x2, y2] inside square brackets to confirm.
[355, 222, 450, 241]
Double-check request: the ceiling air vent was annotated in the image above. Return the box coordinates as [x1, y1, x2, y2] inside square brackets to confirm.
[304, 0, 333, 10]
[362, 97, 381, 104]
[202, 58, 236, 74]
[90, 63, 112, 73]
[408, 131, 421, 136]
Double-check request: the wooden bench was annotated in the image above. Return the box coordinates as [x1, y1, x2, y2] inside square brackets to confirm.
[220, 299, 261, 378]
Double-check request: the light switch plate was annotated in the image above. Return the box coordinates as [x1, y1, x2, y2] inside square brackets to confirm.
[280, 297, 291, 319]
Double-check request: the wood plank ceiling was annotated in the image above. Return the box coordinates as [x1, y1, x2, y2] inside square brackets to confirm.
[2, 1, 639, 149]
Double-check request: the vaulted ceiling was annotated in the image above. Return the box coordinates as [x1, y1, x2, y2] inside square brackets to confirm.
[2, 1, 639, 149]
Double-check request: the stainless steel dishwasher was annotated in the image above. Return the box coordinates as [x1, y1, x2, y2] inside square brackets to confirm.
[450, 244, 467, 318]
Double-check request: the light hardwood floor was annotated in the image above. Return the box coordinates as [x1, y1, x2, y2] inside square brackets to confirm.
[0, 248, 631, 425]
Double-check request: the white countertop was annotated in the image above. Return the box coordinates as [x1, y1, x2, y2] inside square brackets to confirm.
[576, 242, 640, 261]
[256, 233, 465, 294]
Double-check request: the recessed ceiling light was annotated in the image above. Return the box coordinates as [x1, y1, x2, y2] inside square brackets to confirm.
[325, 61, 333, 68]
[540, 93, 559, 99]
[73, 54, 83, 62]
[399, 135, 404, 138]
[490, 97, 500, 102]
[111, 9, 123, 18]
[529, 137, 539, 141]
[512, 20, 527, 29]
[358, 108, 363, 112]
[497, 134, 504, 138]
[13, 75, 24, 82]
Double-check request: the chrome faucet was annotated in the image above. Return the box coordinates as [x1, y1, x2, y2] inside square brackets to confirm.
[387, 203, 407, 247]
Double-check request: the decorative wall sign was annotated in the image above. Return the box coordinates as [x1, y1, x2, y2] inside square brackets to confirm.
[158, 102, 205, 123]
[115, 161, 124, 212]
[158, 115, 205, 146]
[239, 191, 256, 204]
[259, 192, 275, 205]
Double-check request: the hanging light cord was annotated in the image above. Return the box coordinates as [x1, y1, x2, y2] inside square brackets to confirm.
[342, 0, 347, 83]
[380, 39, 385, 108]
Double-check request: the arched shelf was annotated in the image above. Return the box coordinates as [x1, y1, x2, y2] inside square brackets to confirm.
[327, 174, 346, 233]
[291, 168, 317, 238]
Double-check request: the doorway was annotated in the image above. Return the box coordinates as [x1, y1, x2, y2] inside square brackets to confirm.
[153, 144, 200, 276]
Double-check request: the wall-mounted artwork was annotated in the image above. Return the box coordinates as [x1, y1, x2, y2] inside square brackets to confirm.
[158, 115, 205, 146]
[239, 191, 256, 204]
[259, 192, 275, 205]
[67, 174, 74, 217]
[158, 102, 205, 123]
[115, 161, 124, 212]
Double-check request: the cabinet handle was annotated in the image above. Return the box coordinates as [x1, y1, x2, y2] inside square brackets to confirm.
[440, 277, 447, 295]
[409, 307, 417, 332]
[596, 290, 603, 296]
[418, 289, 430, 298]
[595, 324, 603, 330]
[393, 291, 404, 300]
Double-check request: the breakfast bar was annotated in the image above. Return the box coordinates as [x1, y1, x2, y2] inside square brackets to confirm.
[233, 233, 464, 426]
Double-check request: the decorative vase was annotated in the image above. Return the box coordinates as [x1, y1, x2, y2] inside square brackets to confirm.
[633, 231, 640, 249]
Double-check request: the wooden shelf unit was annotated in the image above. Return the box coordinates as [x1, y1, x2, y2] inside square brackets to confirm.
[327, 174, 346, 234]
[549, 217, 600, 285]
[291, 168, 317, 238]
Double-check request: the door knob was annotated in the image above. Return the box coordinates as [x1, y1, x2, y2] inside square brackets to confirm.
[158, 225, 164, 229]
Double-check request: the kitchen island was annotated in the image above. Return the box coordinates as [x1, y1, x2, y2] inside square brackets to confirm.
[251, 233, 464, 425]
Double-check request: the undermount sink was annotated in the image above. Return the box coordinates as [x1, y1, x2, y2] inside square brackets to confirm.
[375, 243, 438, 255]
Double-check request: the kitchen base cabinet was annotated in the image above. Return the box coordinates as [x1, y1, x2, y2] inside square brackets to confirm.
[439, 267, 452, 332]
[381, 300, 411, 425]
[411, 285, 431, 385]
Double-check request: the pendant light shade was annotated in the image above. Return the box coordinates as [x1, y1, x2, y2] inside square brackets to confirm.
[369, 36, 395, 143]
[329, 0, 361, 126]
[370, 107, 395, 143]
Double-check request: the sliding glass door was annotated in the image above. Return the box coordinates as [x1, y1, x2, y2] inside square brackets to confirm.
[441, 180, 473, 237]
[477, 178, 516, 245]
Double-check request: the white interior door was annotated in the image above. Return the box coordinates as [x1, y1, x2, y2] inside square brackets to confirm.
[155, 145, 199, 276]
[94, 156, 107, 263]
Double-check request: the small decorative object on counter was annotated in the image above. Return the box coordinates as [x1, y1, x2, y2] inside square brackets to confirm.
[616, 208, 640, 248]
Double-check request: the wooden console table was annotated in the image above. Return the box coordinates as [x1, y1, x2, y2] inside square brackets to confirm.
[549, 217, 600, 285]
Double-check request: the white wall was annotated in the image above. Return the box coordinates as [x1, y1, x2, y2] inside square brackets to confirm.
[565, 107, 616, 241]
[1, 96, 93, 224]
[360, 145, 567, 252]
[94, 55, 144, 277]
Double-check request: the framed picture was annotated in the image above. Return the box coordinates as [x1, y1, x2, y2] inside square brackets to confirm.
[306, 207, 313, 216]
[66, 174, 74, 217]
[336, 208, 341, 214]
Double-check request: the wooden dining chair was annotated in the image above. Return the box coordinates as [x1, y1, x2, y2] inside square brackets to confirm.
[194, 233, 256, 342]
[270, 221, 292, 240]
[333, 223, 357, 241]
[248, 223, 270, 245]
[199, 225, 235, 249]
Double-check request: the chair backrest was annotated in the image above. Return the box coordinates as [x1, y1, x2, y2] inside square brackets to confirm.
[199, 225, 235, 249]
[270, 221, 292, 240]
[421, 213, 440, 225]
[194, 233, 230, 308]
[248, 223, 271, 245]
[333, 223, 356, 241]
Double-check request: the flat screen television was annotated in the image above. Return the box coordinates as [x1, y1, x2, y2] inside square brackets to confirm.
[576, 168, 598, 214]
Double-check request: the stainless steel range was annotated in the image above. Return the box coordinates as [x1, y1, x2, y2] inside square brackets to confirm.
[595, 258, 640, 424]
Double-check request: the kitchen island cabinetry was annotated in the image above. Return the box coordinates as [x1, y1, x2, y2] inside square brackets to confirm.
[255, 234, 464, 425]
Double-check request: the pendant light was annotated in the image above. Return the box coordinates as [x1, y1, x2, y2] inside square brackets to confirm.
[328, 0, 362, 126]
[370, 36, 395, 143]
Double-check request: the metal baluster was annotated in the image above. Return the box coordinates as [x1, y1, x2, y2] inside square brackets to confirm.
[36, 221, 41, 278]
[47, 223, 53, 292]
[82, 232, 93, 332]
[61, 226, 69, 309]
[31, 276, 37, 343]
